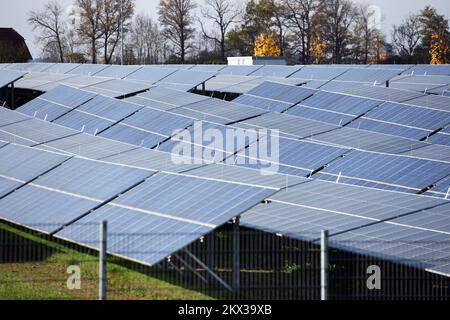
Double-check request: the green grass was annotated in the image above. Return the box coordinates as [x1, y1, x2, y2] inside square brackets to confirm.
[0, 223, 212, 300]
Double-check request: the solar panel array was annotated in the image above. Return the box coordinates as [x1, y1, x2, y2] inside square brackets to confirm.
[2, 63, 450, 276]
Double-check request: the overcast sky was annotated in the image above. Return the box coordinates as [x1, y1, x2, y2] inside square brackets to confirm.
[1, 0, 449, 58]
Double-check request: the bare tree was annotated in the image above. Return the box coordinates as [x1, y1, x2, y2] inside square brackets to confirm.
[130, 14, 164, 64]
[352, 4, 379, 64]
[199, 0, 240, 62]
[72, 0, 105, 64]
[392, 14, 421, 58]
[321, 0, 357, 64]
[158, 0, 197, 63]
[28, 1, 67, 62]
[284, 0, 321, 64]
[99, 0, 134, 64]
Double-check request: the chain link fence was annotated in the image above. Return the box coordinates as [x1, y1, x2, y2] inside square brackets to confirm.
[0, 220, 449, 300]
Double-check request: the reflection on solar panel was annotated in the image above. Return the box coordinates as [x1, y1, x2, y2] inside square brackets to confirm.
[0, 108, 30, 127]
[300, 91, 381, 115]
[52, 95, 143, 134]
[250, 65, 303, 77]
[404, 95, 450, 112]
[347, 118, 429, 140]
[363, 102, 450, 130]
[178, 98, 267, 124]
[67, 64, 110, 76]
[6, 63, 53, 72]
[289, 66, 348, 80]
[242, 179, 447, 238]
[233, 95, 292, 113]
[113, 172, 274, 225]
[54, 171, 274, 266]
[156, 70, 215, 91]
[334, 68, 401, 83]
[187, 163, 308, 189]
[403, 65, 450, 76]
[204, 74, 257, 92]
[15, 73, 76, 91]
[232, 136, 348, 177]
[189, 65, 226, 72]
[320, 150, 450, 192]
[0, 144, 69, 181]
[0, 117, 79, 145]
[133, 87, 209, 108]
[246, 81, 316, 104]
[309, 127, 434, 156]
[238, 112, 338, 138]
[335, 84, 424, 102]
[82, 79, 152, 98]
[18, 85, 96, 121]
[42, 63, 81, 74]
[94, 65, 142, 78]
[428, 133, 450, 147]
[218, 65, 263, 76]
[125, 66, 176, 83]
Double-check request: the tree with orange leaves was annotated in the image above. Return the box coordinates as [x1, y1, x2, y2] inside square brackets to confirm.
[254, 32, 281, 57]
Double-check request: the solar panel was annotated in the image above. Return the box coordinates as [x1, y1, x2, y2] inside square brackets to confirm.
[320, 150, 450, 191]
[404, 95, 450, 112]
[246, 81, 316, 104]
[111, 171, 274, 225]
[289, 66, 349, 80]
[189, 65, 227, 72]
[17, 85, 96, 121]
[403, 65, 450, 76]
[218, 65, 263, 76]
[67, 64, 110, 76]
[398, 144, 450, 163]
[347, 118, 430, 140]
[232, 136, 348, 177]
[120, 107, 193, 137]
[0, 118, 80, 145]
[287, 106, 356, 126]
[125, 66, 177, 83]
[42, 63, 81, 74]
[428, 133, 450, 147]
[299, 91, 381, 115]
[178, 98, 267, 124]
[0, 70, 26, 88]
[363, 101, 450, 131]
[329, 222, 450, 276]
[242, 179, 447, 238]
[94, 65, 143, 79]
[0, 108, 30, 127]
[204, 75, 259, 92]
[55, 205, 211, 266]
[187, 163, 308, 189]
[100, 146, 202, 173]
[250, 65, 303, 77]
[156, 70, 215, 91]
[42, 133, 138, 159]
[223, 77, 304, 94]
[15, 73, 77, 90]
[134, 87, 209, 107]
[309, 127, 431, 156]
[238, 112, 338, 139]
[124, 96, 176, 111]
[334, 68, 401, 83]
[99, 124, 167, 149]
[82, 79, 152, 98]
[0, 143, 69, 181]
[337, 84, 424, 102]
[33, 157, 152, 200]
[233, 95, 292, 113]
[52, 94, 143, 134]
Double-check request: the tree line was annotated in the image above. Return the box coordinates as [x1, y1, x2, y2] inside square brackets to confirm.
[28, 0, 450, 65]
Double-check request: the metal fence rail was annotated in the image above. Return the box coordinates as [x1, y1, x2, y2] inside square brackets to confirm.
[0, 220, 449, 300]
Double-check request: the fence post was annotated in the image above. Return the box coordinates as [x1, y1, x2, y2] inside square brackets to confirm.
[232, 216, 240, 294]
[321, 230, 329, 301]
[99, 220, 107, 300]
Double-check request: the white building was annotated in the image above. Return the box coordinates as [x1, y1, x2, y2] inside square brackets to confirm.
[227, 56, 287, 66]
